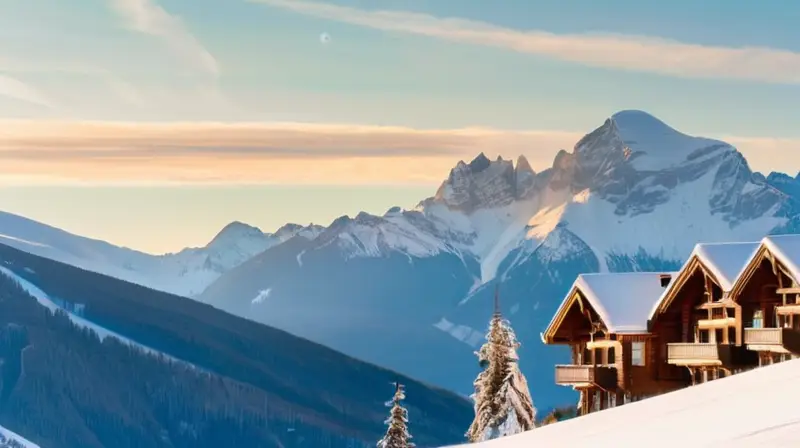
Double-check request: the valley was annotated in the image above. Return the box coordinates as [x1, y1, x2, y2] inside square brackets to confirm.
[0, 243, 471, 447]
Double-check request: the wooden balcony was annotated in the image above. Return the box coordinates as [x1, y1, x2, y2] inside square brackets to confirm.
[555, 364, 617, 390]
[667, 343, 731, 366]
[744, 327, 800, 354]
[667, 343, 755, 367]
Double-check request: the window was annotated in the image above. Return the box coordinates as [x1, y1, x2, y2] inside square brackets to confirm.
[631, 341, 646, 366]
[752, 310, 764, 329]
[607, 346, 616, 365]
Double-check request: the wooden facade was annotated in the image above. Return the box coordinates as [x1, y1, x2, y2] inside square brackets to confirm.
[543, 275, 683, 416]
[544, 235, 800, 417]
[649, 254, 758, 384]
[731, 243, 800, 364]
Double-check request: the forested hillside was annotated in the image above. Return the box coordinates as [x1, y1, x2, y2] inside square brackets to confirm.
[0, 243, 472, 448]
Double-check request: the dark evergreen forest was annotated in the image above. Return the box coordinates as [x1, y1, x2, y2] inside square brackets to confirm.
[0, 243, 472, 448]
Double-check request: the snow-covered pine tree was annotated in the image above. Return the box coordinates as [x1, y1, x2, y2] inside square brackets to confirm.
[466, 287, 537, 442]
[377, 382, 415, 448]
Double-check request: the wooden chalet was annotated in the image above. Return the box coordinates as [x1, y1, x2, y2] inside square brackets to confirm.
[541, 272, 681, 415]
[648, 242, 761, 384]
[730, 235, 800, 365]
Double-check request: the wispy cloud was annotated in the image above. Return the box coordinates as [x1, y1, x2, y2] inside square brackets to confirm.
[0, 120, 797, 185]
[109, 0, 219, 76]
[0, 120, 579, 185]
[251, 0, 800, 85]
[0, 74, 54, 108]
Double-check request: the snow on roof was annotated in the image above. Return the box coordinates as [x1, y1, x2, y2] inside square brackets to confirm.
[648, 241, 759, 320]
[692, 241, 760, 292]
[441, 359, 800, 448]
[762, 234, 800, 281]
[546, 272, 677, 336]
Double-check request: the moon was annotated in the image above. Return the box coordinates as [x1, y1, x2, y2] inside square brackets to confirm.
[319, 32, 331, 44]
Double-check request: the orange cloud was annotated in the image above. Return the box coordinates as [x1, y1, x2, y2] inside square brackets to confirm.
[0, 120, 580, 185]
[0, 120, 796, 185]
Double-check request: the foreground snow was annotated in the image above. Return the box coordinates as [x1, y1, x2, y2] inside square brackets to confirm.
[0, 424, 38, 447]
[445, 359, 800, 447]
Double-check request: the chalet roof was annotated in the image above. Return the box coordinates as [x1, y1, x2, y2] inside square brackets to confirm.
[762, 234, 800, 281]
[544, 272, 677, 339]
[648, 241, 758, 320]
[692, 241, 760, 291]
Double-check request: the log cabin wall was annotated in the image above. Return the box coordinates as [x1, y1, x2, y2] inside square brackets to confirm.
[651, 320, 684, 380]
[737, 259, 780, 328]
[618, 334, 683, 396]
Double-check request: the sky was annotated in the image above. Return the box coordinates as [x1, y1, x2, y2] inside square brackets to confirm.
[2, 0, 800, 253]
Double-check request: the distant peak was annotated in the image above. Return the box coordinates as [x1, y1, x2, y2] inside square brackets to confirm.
[208, 221, 264, 246]
[515, 155, 534, 174]
[610, 110, 675, 133]
[468, 152, 491, 173]
[611, 109, 656, 120]
[274, 223, 303, 235]
[218, 221, 261, 234]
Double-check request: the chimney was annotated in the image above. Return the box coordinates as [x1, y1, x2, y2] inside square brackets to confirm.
[659, 274, 672, 288]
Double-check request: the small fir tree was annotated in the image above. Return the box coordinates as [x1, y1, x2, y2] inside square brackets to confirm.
[377, 382, 415, 448]
[466, 287, 537, 442]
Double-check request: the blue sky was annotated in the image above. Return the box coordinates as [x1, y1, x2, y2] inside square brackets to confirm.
[2, 0, 800, 252]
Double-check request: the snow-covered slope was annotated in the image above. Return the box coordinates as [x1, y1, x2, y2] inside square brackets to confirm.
[196, 110, 800, 410]
[0, 266, 196, 369]
[0, 212, 323, 297]
[445, 359, 800, 447]
[0, 425, 38, 448]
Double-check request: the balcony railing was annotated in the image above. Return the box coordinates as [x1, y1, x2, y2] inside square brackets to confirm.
[555, 364, 617, 390]
[667, 342, 757, 366]
[745, 327, 800, 354]
[745, 328, 784, 345]
[667, 343, 729, 365]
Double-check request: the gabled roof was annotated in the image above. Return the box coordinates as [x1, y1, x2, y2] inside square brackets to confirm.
[543, 272, 676, 342]
[763, 234, 800, 281]
[649, 241, 759, 320]
[730, 234, 800, 298]
[692, 242, 760, 291]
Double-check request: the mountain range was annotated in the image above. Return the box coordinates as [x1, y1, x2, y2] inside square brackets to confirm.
[3, 109, 800, 411]
[0, 242, 471, 447]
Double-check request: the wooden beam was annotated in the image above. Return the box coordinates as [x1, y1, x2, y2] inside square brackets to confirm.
[776, 305, 800, 315]
[695, 300, 737, 310]
[735, 306, 742, 346]
[777, 288, 800, 295]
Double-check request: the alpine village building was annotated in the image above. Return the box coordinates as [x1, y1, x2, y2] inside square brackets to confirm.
[542, 234, 800, 416]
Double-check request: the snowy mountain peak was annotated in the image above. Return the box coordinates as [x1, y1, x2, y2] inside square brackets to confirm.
[433, 153, 535, 212]
[515, 155, 534, 175]
[611, 109, 672, 129]
[468, 152, 492, 173]
[208, 221, 264, 247]
[385, 206, 403, 216]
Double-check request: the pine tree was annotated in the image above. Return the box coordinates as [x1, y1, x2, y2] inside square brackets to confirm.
[466, 287, 537, 442]
[377, 382, 415, 448]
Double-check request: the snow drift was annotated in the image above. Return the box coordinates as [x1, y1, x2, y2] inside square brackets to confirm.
[445, 359, 800, 447]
